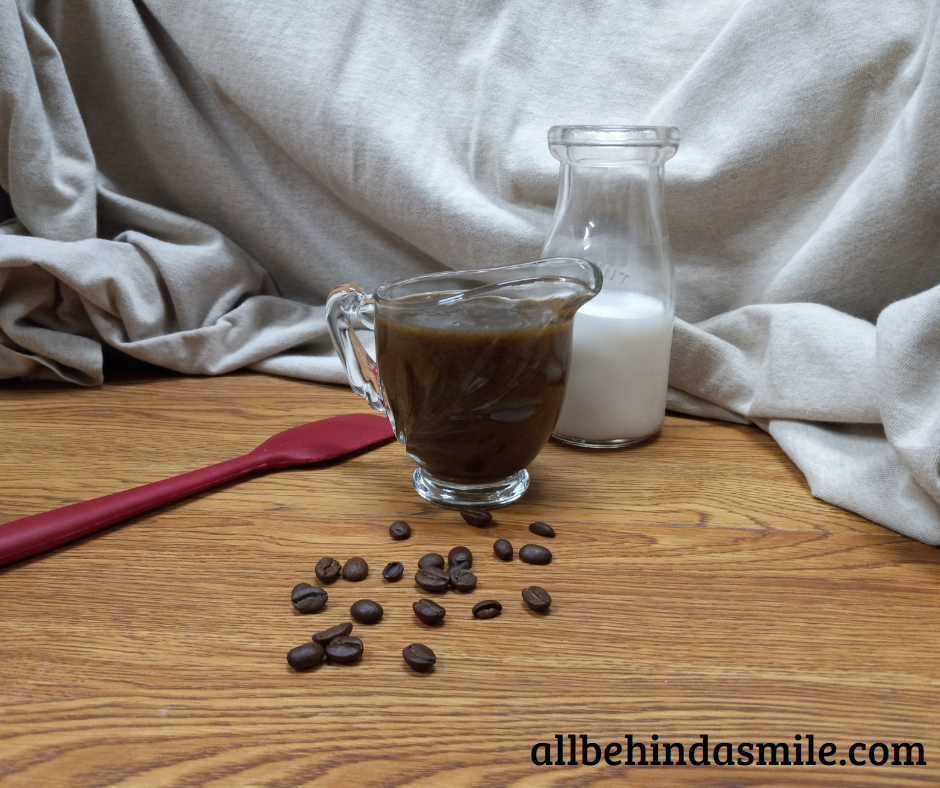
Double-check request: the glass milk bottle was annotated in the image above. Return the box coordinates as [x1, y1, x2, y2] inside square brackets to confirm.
[541, 125, 680, 447]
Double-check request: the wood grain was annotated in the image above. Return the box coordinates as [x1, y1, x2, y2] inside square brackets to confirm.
[1, 369, 938, 786]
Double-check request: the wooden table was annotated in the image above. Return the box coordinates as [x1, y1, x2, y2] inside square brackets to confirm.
[1, 368, 938, 786]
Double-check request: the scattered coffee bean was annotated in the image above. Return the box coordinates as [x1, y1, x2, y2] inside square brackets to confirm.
[519, 544, 552, 565]
[447, 546, 473, 568]
[325, 635, 364, 664]
[528, 521, 556, 538]
[291, 583, 328, 614]
[414, 566, 449, 593]
[472, 599, 502, 619]
[460, 509, 492, 527]
[342, 556, 369, 581]
[315, 556, 341, 584]
[350, 599, 384, 625]
[448, 566, 478, 592]
[413, 598, 446, 625]
[493, 539, 513, 561]
[312, 622, 353, 646]
[287, 641, 325, 671]
[389, 520, 412, 540]
[382, 561, 404, 582]
[522, 585, 552, 613]
[418, 552, 445, 570]
[402, 643, 437, 672]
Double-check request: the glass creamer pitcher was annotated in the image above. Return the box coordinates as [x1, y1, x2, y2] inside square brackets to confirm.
[542, 125, 680, 447]
[326, 258, 602, 509]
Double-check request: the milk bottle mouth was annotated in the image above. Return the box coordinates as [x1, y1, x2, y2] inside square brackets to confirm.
[548, 125, 679, 166]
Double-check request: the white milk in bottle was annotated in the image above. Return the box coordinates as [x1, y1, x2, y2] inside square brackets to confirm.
[553, 290, 673, 445]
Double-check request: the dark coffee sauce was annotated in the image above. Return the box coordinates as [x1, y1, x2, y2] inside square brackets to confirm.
[376, 296, 574, 484]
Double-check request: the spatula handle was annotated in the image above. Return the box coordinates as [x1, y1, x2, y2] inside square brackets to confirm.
[0, 453, 263, 568]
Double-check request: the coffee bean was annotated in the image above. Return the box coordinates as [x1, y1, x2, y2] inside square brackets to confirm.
[382, 561, 404, 582]
[460, 509, 492, 527]
[493, 539, 513, 561]
[472, 599, 502, 619]
[342, 556, 369, 581]
[325, 635, 363, 664]
[528, 521, 556, 538]
[448, 566, 478, 592]
[312, 622, 353, 646]
[315, 557, 341, 584]
[414, 566, 449, 593]
[413, 598, 446, 625]
[291, 583, 328, 614]
[447, 546, 473, 568]
[519, 544, 552, 565]
[389, 520, 412, 540]
[287, 641, 325, 670]
[402, 643, 436, 672]
[418, 552, 445, 570]
[522, 585, 552, 613]
[350, 599, 384, 625]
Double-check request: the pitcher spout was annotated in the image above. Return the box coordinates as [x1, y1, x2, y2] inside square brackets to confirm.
[375, 257, 603, 330]
[446, 257, 603, 311]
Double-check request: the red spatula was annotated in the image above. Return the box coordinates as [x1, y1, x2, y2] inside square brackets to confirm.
[0, 413, 395, 568]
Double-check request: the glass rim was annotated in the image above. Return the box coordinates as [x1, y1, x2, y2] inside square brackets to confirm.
[548, 125, 680, 148]
[373, 257, 602, 306]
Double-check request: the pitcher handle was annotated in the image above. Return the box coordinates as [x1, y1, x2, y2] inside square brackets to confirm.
[325, 285, 385, 413]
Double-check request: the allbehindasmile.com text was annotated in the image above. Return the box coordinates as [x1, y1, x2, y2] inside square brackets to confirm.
[531, 734, 926, 768]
